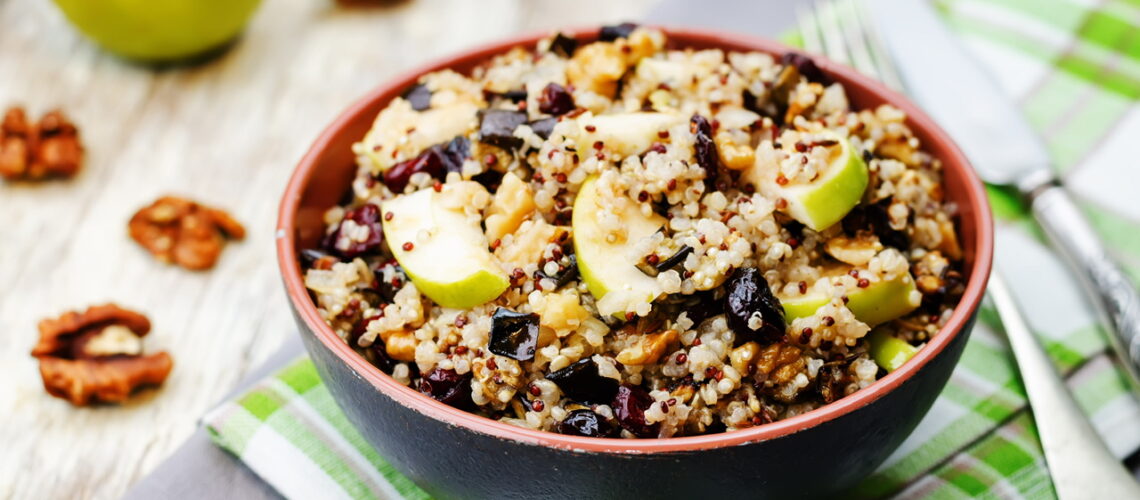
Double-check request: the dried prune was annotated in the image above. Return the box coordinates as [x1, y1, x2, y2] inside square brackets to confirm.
[478, 109, 528, 150]
[612, 384, 659, 438]
[725, 268, 786, 346]
[599, 23, 637, 42]
[382, 137, 469, 192]
[780, 52, 830, 85]
[402, 83, 432, 111]
[655, 245, 692, 274]
[489, 308, 540, 361]
[558, 409, 614, 437]
[842, 198, 908, 250]
[499, 89, 528, 103]
[371, 260, 408, 303]
[528, 117, 558, 140]
[538, 254, 578, 290]
[546, 358, 619, 404]
[322, 203, 384, 258]
[690, 114, 719, 186]
[550, 32, 578, 57]
[418, 368, 473, 409]
[538, 83, 575, 116]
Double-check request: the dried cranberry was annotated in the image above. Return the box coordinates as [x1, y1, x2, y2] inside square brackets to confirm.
[550, 32, 578, 57]
[321, 203, 384, 258]
[538, 83, 575, 116]
[546, 358, 619, 404]
[418, 368, 473, 409]
[558, 409, 614, 438]
[612, 384, 659, 438]
[724, 268, 786, 346]
[599, 23, 638, 42]
[478, 109, 528, 150]
[780, 52, 831, 85]
[402, 83, 432, 111]
[690, 114, 719, 187]
[382, 136, 469, 193]
[489, 308, 540, 361]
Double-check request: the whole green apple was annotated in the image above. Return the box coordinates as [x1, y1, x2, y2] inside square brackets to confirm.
[53, 0, 262, 62]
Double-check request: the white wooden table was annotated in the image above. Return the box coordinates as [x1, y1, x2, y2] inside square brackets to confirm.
[0, 0, 659, 497]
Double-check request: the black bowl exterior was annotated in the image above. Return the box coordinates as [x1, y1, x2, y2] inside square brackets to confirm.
[294, 304, 976, 499]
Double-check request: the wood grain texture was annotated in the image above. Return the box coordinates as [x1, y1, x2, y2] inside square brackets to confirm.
[0, 0, 659, 497]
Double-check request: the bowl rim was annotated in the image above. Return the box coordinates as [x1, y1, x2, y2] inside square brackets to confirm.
[276, 25, 994, 454]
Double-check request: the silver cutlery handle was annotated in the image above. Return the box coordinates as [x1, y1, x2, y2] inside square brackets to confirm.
[988, 272, 1140, 499]
[1030, 184, 1140, 388]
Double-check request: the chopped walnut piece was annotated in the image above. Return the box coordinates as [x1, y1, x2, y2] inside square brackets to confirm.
[31, 304, 173, 406]
[0, 107, 83, 180]
[129, 196, 246, 270]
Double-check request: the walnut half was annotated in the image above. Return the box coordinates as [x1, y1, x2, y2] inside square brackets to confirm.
[0, 107, 83, 181]
[128, 196, 246, 270]
[31, 304, 173, 406]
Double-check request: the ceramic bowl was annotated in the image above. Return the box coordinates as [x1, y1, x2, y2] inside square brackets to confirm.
[277, 27, 994, 499]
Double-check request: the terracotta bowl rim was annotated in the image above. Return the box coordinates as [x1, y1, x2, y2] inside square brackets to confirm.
[276, 25, 994, 454]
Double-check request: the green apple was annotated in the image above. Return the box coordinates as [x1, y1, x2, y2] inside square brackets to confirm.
[868, 329, 918, 372]
[382, 183, 509, 309]
[576, 112, 683, 159]
[745, 131, 868, 231]
[573, 175, 665, 313]
[53, 0, 261, 62]
[780, 266, 920, 327]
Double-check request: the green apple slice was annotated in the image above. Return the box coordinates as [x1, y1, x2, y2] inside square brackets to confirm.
[573, 175, 665, 315]
[382, 183, 509, 309]
[746, 131, 868, 231]
[780, 266, 920, 327]
[868, 330, 918, 372]
[576, 112, 683, 159]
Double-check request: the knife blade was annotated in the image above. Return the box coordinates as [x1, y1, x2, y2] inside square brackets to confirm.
[863, 0, 1140, 392]
[863, 0, 1050, 186]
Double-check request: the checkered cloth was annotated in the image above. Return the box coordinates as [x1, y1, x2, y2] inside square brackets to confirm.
[205, 0, 1140, 498]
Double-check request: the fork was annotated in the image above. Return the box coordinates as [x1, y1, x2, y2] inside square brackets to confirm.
[797, 0, 1140, 497]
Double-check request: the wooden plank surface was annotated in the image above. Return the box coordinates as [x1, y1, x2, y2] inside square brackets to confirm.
[0, 0, 659, 497]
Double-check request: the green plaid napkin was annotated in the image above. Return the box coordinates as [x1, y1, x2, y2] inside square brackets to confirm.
[205, 0, 1140, 498]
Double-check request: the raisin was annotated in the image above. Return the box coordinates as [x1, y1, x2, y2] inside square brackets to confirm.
[690, 114, 719, 187]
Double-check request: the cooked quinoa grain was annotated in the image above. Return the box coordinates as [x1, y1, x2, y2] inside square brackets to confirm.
[302, 25, 965, 439]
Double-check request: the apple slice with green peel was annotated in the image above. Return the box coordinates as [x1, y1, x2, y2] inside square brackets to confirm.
[745, 130, 868, 231]
[576, 112, 683, 159]
[382, 183, 509, 309]
[868, 329, 918, 372]
[573, 175, 665, 315]
[780, 266, 921, 327]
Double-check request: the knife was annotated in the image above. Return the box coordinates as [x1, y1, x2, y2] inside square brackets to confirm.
[864, 0, 1140, 390]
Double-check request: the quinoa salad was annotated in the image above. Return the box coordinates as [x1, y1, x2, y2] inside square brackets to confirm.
[301, 25, 966, 439]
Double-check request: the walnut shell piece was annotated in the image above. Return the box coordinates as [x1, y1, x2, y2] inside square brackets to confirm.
[128, 196, 246, 270]
[31, 304, 173, 406]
